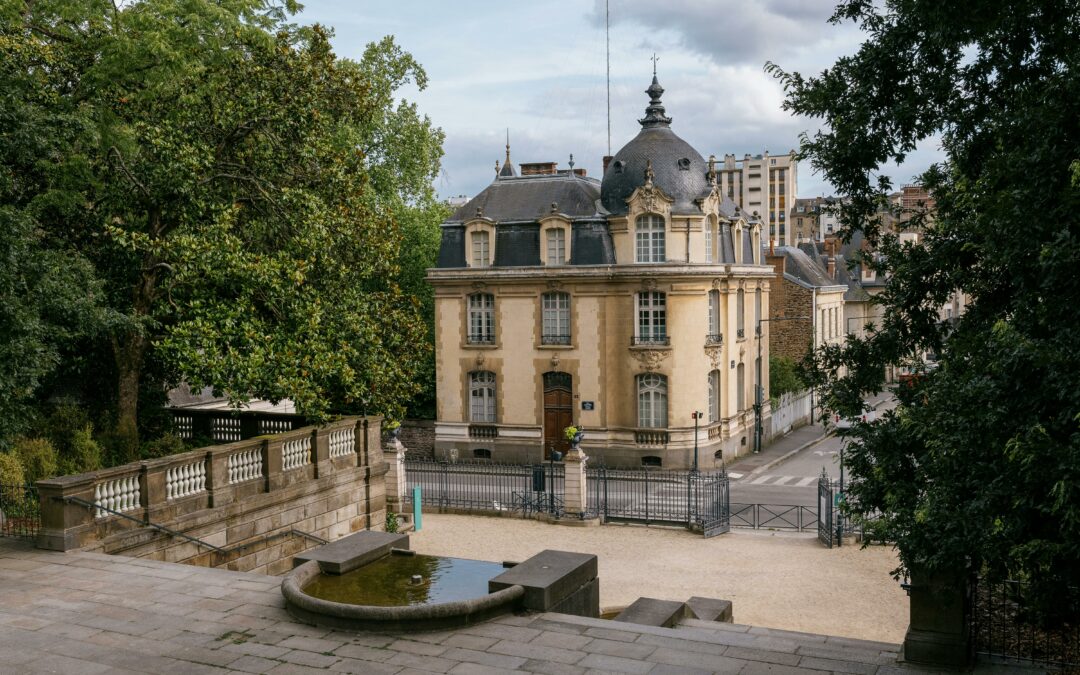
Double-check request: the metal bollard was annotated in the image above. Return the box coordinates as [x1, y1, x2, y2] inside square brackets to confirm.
[413, 485, 422, 532]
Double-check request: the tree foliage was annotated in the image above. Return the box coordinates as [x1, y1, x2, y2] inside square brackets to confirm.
[768, 356, 804, 401]
[769, 0, 1080, 620]
[1, 0, 444, 458]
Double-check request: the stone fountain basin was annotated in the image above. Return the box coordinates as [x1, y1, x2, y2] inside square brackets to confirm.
[281, 530, 598, 632]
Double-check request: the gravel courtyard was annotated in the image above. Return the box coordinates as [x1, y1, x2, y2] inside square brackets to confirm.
[410, 514, 908, 644]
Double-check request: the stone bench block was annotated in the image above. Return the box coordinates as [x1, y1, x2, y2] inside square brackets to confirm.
[292, 530, 408, 575]
[613, 597, 687, 628]
[489, 549, 599, 617]
[685, 596, 733, 623]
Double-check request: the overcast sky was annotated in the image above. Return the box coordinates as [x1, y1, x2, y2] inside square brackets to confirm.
[298, 1, 942, 201]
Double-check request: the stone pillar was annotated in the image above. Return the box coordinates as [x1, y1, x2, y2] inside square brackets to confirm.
[902, 565, 971, 667]
[383, 437, 406, 512]
[563, 448, 587, 518]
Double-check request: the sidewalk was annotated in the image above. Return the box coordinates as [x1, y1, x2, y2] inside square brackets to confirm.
[728, 390, 895, 476]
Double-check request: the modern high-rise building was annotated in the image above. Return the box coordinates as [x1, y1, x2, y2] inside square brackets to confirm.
[717, 151, 798, 248]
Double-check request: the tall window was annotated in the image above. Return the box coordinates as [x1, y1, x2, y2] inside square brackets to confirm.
[635, 214, 665, 263]
[704, 216, 715, 263]
[468, 293, 495, 344]
[546, 228, 566, 265]
[754, 287, 762, 332]
[737, 288, 745, 337]
[541, 292, 570, 344]
[636, 292, 667, 344]
[469, 371, 496, 422]
[637, 374, 668, 428]
[471, 231, 490, 268]
[707, 290, 721, 342]
[708, 370, 721, 423]
[736, 363, 746, 411]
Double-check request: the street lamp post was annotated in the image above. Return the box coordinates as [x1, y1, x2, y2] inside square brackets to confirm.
[754, 316, 811, 454]
[691, 411, 703, 472]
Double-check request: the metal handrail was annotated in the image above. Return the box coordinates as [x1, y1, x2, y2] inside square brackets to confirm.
[61, 496, 328, 555]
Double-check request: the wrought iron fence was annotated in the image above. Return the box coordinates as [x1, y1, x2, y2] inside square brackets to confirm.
[0, 484, 40, 539]
[972, 577, 1080, 669]
[588, 466, 729, 536]
[403, 460, 564, 516]
[730, 503, 815, 531]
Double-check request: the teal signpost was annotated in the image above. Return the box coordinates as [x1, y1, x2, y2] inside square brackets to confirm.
[413, 486, 422, 532]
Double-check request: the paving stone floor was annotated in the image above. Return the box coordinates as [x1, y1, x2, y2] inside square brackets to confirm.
[0, 538, 967, 674]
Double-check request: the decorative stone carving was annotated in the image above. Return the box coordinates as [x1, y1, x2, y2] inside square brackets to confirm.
[550, 353, 560, 371]
[705, 344, 723, 369]
[475, 353, 485, 368]
[546, 280, 563, 290]
[641, 278, 658, 292]
[550, 201, 559, 214]
[471, 281, 487, 291]
[631, 348, 669, 372]
[711, 278, 723, 290]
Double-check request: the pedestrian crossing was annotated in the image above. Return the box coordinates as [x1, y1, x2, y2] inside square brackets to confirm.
[736, 474, 818, 487]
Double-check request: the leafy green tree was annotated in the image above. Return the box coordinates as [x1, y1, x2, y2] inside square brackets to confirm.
[769, 0, 1080, 620]
[768, 356, 804, 401]
[4, 1, 443, 460]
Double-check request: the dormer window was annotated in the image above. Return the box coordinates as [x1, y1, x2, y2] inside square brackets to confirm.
[677, 158, 691, 171]
[635, 214, 665, 263]
[471, 230, 491, 268]
[546, 228, 566, 265]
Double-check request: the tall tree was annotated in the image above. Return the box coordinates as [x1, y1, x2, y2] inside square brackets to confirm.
[768, 0, 1080, 620]
[3, 0, 442, 458]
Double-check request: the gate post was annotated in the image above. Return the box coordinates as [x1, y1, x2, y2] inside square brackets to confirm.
[902, 565, 971, 667]
[563, 448, 588, 518]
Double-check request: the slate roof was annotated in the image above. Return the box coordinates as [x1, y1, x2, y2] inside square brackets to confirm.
[600, 77, 710, 216]
[773, 245, 839, 289]
[445, 174, 601, 223]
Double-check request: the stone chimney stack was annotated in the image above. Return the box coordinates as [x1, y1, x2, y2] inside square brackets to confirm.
[602, 155, 613, 174]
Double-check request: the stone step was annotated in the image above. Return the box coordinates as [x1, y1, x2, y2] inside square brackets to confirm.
[612, 597, 687, 628]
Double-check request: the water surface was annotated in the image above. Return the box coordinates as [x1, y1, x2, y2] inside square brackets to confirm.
[302, 554, 505, 606]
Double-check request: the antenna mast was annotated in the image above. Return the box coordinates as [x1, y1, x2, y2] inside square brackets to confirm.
[606, 0, 611, 156]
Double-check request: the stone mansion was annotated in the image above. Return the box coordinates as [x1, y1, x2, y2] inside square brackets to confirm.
[427, 76, 775, 469]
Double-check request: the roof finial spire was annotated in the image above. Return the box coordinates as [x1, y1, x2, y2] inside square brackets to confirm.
[568, 153, 575, 171]
[498, 129, 517, 178]
[639, 60, 672, 128]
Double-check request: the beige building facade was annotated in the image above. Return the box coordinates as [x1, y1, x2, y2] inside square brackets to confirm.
[428, 77, 775, 469]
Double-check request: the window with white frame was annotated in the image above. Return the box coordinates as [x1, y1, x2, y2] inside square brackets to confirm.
[637, 374, 668, 428]
[469, 371, 496, 422]
[636, 292, 667, 344]
[467, 293, 495, 344]
[736, 363, 746, 411]
[754, 287, 762, 332]
[471, 231, 491, 268]
[704, 217, 715, 263]
[707, 290, 721, 342]
[635, 214, 665, 263]
[541, 292, 570, 344]
[708, 370, 721, 422]
[546, 228, 567, 265]
[737, 288, 745, 337]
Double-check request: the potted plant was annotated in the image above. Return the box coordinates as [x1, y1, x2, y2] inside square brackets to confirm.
[384, 420, 401, 441]
[563, 425, 584, 449]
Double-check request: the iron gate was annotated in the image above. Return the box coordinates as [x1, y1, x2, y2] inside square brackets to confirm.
[818, 469, 834, 547]
[588, 466, 729, 537]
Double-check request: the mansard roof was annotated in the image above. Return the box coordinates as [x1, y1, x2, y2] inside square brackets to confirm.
[445, 173, 601, 224]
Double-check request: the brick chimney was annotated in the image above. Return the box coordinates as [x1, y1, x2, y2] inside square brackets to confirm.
[520, 162, 558, 176]
[602, 155, 613, 174]
[827, 256, 836, 279]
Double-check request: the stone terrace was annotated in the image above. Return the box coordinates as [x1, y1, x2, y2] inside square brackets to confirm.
[0, 538, 955, 674]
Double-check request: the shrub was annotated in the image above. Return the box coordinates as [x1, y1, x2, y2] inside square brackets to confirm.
[769, 356, 805, 401]
[385, 511, 399, 533]
[0, 452, 26, 486]
[12, 438, 58, 484]
[40, 404, 103, 476]
[141, 434, 187, 460]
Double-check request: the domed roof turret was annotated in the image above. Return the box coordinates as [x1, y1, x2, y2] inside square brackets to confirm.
[601, 76, 710, 215]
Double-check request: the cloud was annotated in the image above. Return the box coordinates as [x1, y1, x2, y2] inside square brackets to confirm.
[590, 0, 859, 70]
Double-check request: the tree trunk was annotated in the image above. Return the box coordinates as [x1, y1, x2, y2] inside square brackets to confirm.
[114, 332, 147, 465]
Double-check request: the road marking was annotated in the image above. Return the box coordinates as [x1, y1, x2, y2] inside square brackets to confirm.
[750, 475, 773, 485]
[728, 472, 744, 479]
[772, 476, 796, 485]
[795, 476, 815, 487]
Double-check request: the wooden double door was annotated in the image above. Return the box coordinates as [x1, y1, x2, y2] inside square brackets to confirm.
[542, 372, 573, 460]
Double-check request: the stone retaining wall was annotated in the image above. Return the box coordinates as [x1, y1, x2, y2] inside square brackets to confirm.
[400, 419, 435, 459]
[36, 416, 387, 575]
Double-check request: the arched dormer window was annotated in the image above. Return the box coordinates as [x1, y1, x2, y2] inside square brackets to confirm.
[540, 220, 571, 266]
[465, 222, 495, 268]
[751, 223, 762, 264]
[704, 215, 718, 263]
[635, 214, 665, 263]
[733, 223, 744, 264]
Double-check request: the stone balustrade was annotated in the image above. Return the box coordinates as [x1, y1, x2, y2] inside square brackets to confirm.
[35, 416, 386, 572]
